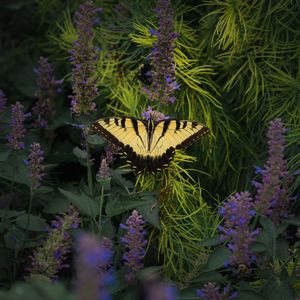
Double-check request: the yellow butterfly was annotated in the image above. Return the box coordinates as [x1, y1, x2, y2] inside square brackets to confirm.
[91, 117, 209, 174]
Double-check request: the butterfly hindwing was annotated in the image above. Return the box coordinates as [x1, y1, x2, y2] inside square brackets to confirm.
[91, 117, 209, 174]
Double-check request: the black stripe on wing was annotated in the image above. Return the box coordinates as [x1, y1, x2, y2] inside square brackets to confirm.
[176, 124, 210, 150]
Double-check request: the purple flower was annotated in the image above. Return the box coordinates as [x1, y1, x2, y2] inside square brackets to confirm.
[219, 192, 258, 267]
[26, 143, 45, 190]
[104, 144, 119, 164]
[75, 233, 113, 300]
[145, 282, 177, 300]
[7, 101, 26, 150]
[143, 0, 178, 104]
[141, 105, 168, 121]
[254, 119, 291, 223]
[121, 210, 147, 283]
[28, 205, 80, 282]
[0, 89, 7, 113]
[32, 57, 62, 128]
[69, 0, 102, 116]
[196, 282, 237, 300]
[96, 158, 111, 181]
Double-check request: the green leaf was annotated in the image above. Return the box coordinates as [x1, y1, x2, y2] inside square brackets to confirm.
[86, 134, 106, 146]
[276, 239, 289, 261]
[138, 201, 160, 229]
[237, 290, 267, 300]
[4, 227, 25, 249]
[250, 242, 267, 253]
[32, 186, 54, 195]
[203, 246, 231, 272]
[199, 235, 222, 247]
[0, 149, 10, 162]
[43, 194, 71, 214]
[16, 215, 47, 231]
[260, 217, 278, 237]
[106, 192, 154, 217]
[264, 279, 295, 300]
[59, 188, 98, 218]
[284, 216, 300, 226]
[190, 271, 225, 285]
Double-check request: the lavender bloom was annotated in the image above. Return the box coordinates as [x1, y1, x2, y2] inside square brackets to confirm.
[96, 158, 111, 181]
[69, 0, 102, 116]
[7, 101, 26, 150]
[28, 205, 80, 282]
[32, 57, 62, 128]
[75, 233, 113, 300]
[141, 105, 167, 121]
[143, 0, 179, 104]
[219, 192, 258, 267]
[145, 282, 177, 300]
[25, 143, 45, 190]
[104, 144, 120, 164]
[254, 119, 291, 223]
[121, 210, 147, 283]
[0, 89, 7, 113]
[196, 282, 238, 300]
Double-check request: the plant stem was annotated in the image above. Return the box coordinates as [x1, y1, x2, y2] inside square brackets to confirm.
[86, 140, 94, 198]
[25, 188, 34, 244]
[98, 185, 104, 237]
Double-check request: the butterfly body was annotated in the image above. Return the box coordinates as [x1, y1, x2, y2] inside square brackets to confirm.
[134, 63, 153, 85]
[91, 117, 209, 174]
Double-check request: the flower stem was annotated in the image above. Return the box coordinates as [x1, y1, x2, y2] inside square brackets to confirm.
[25, 188, 34, 244]
[86, 140, 94, 198]
[98, 185, 104, 237]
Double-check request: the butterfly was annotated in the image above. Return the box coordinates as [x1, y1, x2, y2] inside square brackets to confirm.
[133, 63, 153, 85]
[90, 117, 209, 174]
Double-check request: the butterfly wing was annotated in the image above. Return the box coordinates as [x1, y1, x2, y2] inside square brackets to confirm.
[90, 117, 149, 172]
[147, 119, 210, 170]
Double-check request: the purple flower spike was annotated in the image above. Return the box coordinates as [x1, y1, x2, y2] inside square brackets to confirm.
[27, 142, 45, 190]
[121, 210, 147, 283]
[196, 282, 238, 300]
[143, 0, 178, 104]
[69, 0, 102, 116]
[76, 233, 113, 300]
[218, 192, 258, 267]
[145, 282, 177, 300]
[32, 57, 62, 128]
[7, 101, 26, 150]
[254, 119, 291, 223]
[141, 105, 167, 121]
[96, 158, 111, 180]
[28, 205, 80, 282]
[0, 89, 7, 113]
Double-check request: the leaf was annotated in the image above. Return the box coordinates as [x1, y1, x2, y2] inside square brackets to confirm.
[16, 215, 48, 232]
[190, 271, 225, 285]
[275, 239, 289, 261]
[4, 227, 25, 249]
[260, 217, 278, 237]
[237, 290, 267, 300]
[264, 279, 295, 300]
[250, 242, 267, 253]
[138, 201, 160, 229]
[106, 192, 154, 217]
[86, 134, 105, 146]
[59, 188, 98, 218]
[199, 235, 222, 247]
[32, 186, 54, 195]
[0, 149, 10, 162]
[284, 216, 300, 226]
[43, 195, 71, 214]
[203, 246, 231, 272]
